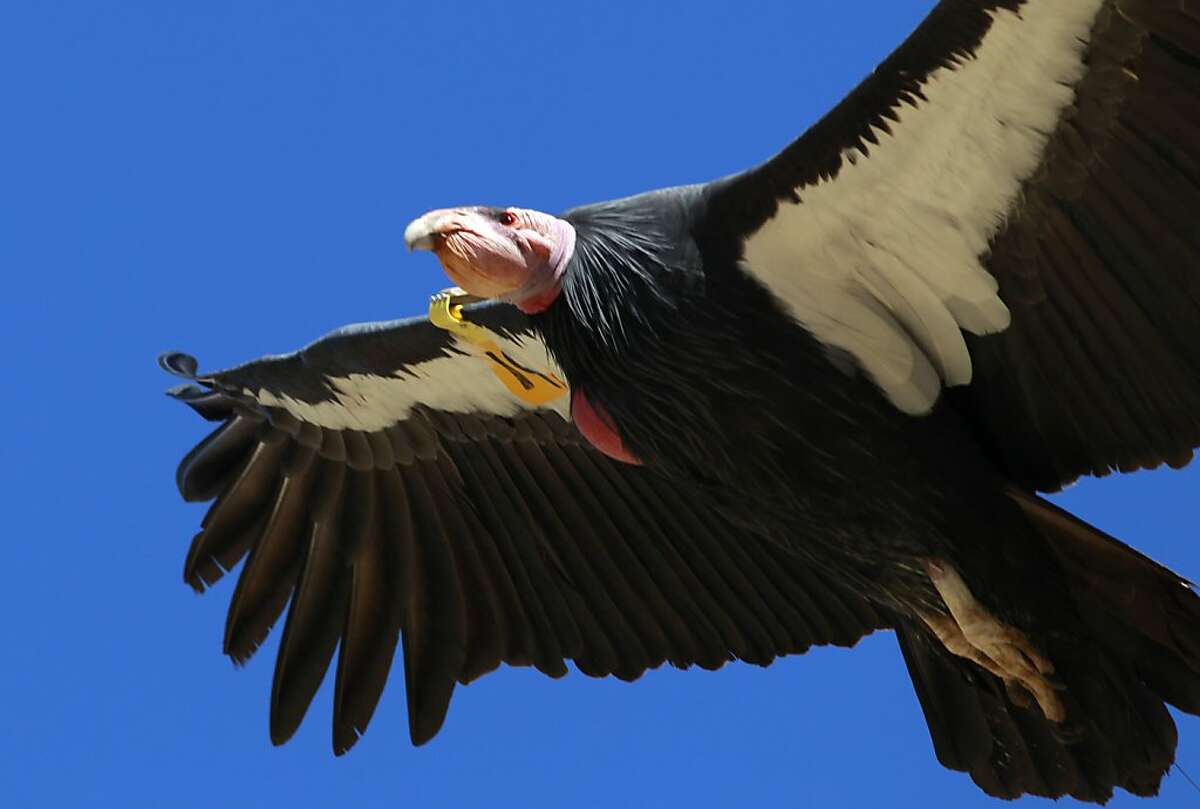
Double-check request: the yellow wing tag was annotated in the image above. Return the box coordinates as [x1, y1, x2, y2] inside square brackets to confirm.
[428, 288, 568, 406]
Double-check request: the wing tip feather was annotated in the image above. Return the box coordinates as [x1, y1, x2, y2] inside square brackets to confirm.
[159, 351, 199, 379]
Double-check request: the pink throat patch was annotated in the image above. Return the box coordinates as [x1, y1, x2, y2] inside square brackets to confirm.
[514, 283, 563, 315]
[570, 390, 642, 466]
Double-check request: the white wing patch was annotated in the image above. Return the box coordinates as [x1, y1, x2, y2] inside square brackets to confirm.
[742, 0, 1103, 414]
[248, 332, 570, 431]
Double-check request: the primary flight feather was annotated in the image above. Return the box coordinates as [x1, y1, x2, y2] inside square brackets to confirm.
[162, 1, 1200, 801]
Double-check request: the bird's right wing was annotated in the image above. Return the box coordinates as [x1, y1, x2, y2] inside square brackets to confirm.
[161, 299, 884, 754]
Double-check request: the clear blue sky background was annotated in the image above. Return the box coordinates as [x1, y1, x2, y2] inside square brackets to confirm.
[4, 2, 1199, 806]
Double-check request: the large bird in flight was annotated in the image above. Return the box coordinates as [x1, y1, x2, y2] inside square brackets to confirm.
[162, 1, 1200, 802]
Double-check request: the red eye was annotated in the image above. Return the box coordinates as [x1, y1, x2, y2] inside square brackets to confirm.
[498, 211, 517, 226]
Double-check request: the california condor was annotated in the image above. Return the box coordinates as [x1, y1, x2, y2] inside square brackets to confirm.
[162, 0, 1200, 801]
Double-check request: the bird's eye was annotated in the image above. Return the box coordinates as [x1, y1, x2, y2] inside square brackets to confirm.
[498, 211, 518, 226]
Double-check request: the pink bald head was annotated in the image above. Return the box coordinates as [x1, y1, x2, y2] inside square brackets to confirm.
[404, 206, 576, 313]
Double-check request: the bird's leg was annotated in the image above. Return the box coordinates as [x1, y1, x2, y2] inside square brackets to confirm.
[921, 559, 1066, 723]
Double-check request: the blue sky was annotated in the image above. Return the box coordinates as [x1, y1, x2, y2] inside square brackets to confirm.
[4, 1, 1199, 806]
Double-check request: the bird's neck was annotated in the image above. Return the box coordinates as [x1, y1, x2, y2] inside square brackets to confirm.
[504, 218, 577, 314]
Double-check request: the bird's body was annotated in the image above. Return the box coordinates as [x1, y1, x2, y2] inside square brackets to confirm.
[546, 190, 1113, 734]
[162, 0, 1200, 801]
[548, 191, 982, 613]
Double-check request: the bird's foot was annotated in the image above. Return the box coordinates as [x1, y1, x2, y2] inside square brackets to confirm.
[921, 560, 1066, 723]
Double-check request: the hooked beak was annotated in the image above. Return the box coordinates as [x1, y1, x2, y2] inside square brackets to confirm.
[403, 213, 443, 252]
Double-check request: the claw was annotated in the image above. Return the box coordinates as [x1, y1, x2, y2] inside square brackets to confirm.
[1005, 680, 1034, 710]
[922, 560, 1067, 723]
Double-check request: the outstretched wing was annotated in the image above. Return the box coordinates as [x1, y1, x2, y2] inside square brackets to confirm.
[162, 300, 884, 753]
[704, 0, 1200, 490]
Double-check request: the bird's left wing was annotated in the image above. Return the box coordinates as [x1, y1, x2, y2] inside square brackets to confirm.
[162, 300, 884, 753]
[702, 0, 1200, 490]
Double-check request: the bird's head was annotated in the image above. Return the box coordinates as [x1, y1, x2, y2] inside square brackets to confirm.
[404, 206, 576, 313]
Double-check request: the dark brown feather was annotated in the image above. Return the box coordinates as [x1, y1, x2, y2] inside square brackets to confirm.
[509, 436, 655, 679]
[333, 471, 402, 755]
[269, 460, 351, 745]
[464, 435, 575, 674]
[394, 465, 468, 745]
[184, 434, 288, 591]
[223, 445, 321, 663]
[176, 414, 259, 503]
[429, 453, 507, 684]
[935, 0, 1200, 491]
[565, 446, 728, 670]
[638, 475, 784, 666]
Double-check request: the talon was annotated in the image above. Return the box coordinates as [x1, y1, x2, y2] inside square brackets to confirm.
[921, 560, 1067, 724]
[1044, 673, 1068, 691]
[1005, 680, 1034, 710]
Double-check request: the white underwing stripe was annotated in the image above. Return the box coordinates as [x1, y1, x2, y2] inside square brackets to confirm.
[248, 332, 570, 431]
[742, 0, 1103, 414]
